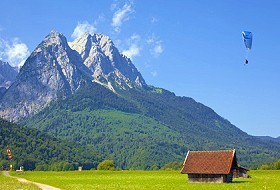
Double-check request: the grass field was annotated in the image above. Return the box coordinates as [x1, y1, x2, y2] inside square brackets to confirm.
[0, 171, 40, 190]
[4, 170, 280, 190]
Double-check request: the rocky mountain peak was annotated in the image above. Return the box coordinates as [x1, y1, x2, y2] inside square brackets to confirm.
[0, 31, 147, 121]
[70, 33, 115, 62]
[44, 30, 67, 46]
[0, 31, 91, 121]
[70, 32, 146, 90]
[33, 30, 69, 54]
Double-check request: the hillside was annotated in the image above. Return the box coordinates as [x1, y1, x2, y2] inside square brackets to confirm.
[21, 83, 185, 169]
[127, 87, 280, 164]
[256, 136, 280, 143]
[0, 118, 102, 170]
[22, 83, 280, 169]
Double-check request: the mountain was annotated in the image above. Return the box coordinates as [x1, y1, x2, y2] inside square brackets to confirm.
[1, 31, 280, 170]
[70, 33, 146, 91]
[0, 31, 92, 121]
[22, 83, 280, 169]
[0, 60, 18, 88]
[0, 118, 102, 170]
[256, 136, 280, 143]
[0, 31, 146, 122]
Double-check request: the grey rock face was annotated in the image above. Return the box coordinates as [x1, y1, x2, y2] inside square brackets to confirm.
[0, 31, 146, 121]
[0, 60, 18, 88]
[0, 31, 92, 121]
[70, 33, 146, 90]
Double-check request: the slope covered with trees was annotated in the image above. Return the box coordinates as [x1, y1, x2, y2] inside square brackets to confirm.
[22, 83, 280, 169]
[0, 118, 103, 170]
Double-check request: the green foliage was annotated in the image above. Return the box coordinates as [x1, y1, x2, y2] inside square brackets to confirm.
[161, 161, 183, 170]
[0, 118, 103, 171]
[259, 160, 280, 170]
[275, 160, 280, 169]
[126, 87, 280, 168]
[50, 83, 140, 114]
[97, 159, 115, 170]
[259, 164, 270, 170]
[23, 109, 186, 170]
[20, 83, 280, 169]
[48, 161, 75, 171]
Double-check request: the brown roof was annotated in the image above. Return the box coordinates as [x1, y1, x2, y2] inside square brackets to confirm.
[181, 150, 237, 174]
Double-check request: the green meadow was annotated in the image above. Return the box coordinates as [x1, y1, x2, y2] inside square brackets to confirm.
[3, 170, 279, 190]
[0, 171, 40, 190]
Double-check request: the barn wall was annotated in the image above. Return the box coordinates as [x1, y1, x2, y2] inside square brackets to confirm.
[188, 173, 233, 183]
[233, 168, 248, 178]
[224, 173, 233, 183]
[188, 174, 224, 183]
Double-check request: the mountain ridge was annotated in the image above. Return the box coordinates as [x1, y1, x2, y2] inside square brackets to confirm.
[22, 82, 280, 169]
[256, 136, 280, 143]
[70, 32, 146, 91]
[0, 60, 18, 89]
[0, 31, 92, 121]
[0, 31, 146, 121]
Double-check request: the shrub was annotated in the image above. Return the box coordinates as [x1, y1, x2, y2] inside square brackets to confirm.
[161, 162, 183, 170]
[259, 164, 270, 170]
[97, 159, 115, 170]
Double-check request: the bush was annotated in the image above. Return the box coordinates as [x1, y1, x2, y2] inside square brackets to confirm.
[273, 160, 280, 170]
[49, 162, 75, 171]
[161, 162, 183, 170]
[97, 159, 115, 170]
[22, 159, 36, 171]
[259, 164, 270, 170]
[35, 164, 48, 171]
[259, 160, 280, 170]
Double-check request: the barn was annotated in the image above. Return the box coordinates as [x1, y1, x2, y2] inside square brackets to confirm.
[180, 150, 246, 183]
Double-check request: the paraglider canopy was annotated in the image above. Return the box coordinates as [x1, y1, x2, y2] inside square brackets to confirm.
[242, 31, 252, 64]
[242, 31, 252, 50]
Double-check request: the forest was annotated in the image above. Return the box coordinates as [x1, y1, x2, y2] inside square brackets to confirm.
[0, 118, 103, 171]
[15, 83, 280, 170]
[0, 83, 279, 170]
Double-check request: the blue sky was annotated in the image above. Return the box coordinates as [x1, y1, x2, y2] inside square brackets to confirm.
[0, 0, 279, 137]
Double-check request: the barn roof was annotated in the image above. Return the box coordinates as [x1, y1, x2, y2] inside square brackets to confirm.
[181, 150, 237, 174]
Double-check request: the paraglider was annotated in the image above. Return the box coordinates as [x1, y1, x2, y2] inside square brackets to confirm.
[242, 31, 252, 64]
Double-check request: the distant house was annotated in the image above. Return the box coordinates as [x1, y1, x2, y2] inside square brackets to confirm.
[181, 150, 248, 183]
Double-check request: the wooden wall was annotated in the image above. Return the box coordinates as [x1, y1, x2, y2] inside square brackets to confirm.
[188, 173, 233, 183]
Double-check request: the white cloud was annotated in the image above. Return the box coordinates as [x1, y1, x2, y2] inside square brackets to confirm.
[122, 44, 140, 60]
[146, 34, 164, 57]
[151, 17, 159, 24]
[71, 21, 97, 39]
[152, 43, 164, 57]
[0, 39, 4, 58]
[111, 3, 134, 32]
[121, 33, 141, 60]
[114, 39, 123, 50]
[130, 33, 140, 41]
[146, 34, 156, 45]
[151, 71, 158, 77]
[0, 38, 29, 67]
